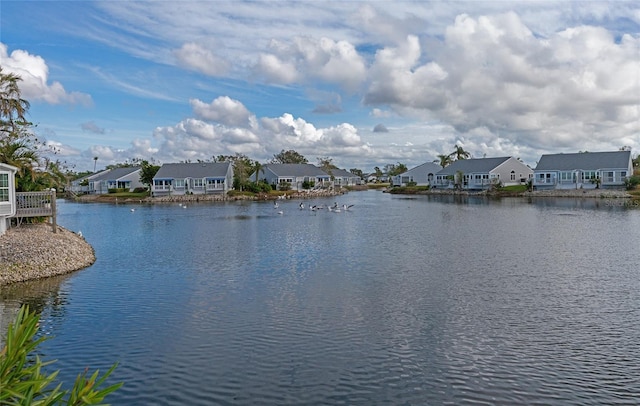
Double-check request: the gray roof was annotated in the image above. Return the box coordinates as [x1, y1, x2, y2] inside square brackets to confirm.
[92, 167, 140, 181]
[401, 162, 442, 176]
[330, 168, 360, 178]
[154, 162, 231, 179]
[535, 151, 631, 171]
[264, 164, 330, 178]
[436, 157, 511, 175]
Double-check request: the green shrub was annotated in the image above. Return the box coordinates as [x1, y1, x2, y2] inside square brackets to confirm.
[624, 175, 640, 190]
[0, 305, 122, 405]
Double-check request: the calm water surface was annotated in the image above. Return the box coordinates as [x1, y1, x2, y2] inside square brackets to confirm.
[1, 191, 639, 405]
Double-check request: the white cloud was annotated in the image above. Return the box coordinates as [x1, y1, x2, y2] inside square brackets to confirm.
[190, 96, 255, 128]
[0, 43, 92, 106]
[254, 37, 366, 91]
[173, 42, 230, 76]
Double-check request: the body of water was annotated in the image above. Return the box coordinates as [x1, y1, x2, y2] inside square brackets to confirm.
[1, 191, 639, 405]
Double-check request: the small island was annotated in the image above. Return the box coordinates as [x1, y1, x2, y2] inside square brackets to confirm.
[0, 223, 95, 286]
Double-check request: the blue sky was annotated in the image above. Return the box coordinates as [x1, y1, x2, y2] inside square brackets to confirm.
[1, 1, 639, 172]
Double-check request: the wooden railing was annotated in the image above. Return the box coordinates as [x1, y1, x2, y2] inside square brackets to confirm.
[15, 189, 57, 233]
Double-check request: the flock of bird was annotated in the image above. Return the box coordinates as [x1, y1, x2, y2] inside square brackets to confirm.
[272, 201, 354, 215]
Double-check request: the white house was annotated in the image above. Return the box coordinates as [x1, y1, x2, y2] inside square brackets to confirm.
[533, 151, 633, 190]
[250, 164, 332, 191]
[89, 167, 144, 194]
[433, 157, 533, 190]
[152, 162, 234, 196]
[70, 169, 110, 195]
[0, 163, 17, 235]
[330, 168, 362, 187]
[392, 162, 442, 187]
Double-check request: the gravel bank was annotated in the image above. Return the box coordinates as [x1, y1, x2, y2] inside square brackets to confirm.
[0, 223, 95, 286]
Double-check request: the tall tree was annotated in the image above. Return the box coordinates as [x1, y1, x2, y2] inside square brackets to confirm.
[139, 160, 160, 194]
[349, 168, 364, 179]
[0, 67, 58, 191]
[271, 149, 308, 164]
[93, 156, 98, 172]
[434, 154, 452, 168]
[449, 144, 471, 161]
[384, 162, 407, 177]
[317, 157, 337, 177]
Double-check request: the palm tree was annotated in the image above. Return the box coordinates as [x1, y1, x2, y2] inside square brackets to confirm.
[434, 154, 452, 168]
[0, 67, 30, 131]
[450, 144, 471, 161]
[93, 156, 98, 172]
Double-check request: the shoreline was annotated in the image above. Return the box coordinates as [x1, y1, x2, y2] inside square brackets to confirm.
[0, 223, 95, 287]
[388, 188, 633, 199]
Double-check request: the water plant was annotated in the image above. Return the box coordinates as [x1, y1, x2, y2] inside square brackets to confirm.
[0, 305, 122, 405]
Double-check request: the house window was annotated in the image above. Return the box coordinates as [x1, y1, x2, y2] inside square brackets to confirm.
[510, 171, 515, 181]
[175, 179, 185, 188]
[193, 179, 203, 188]
[0, 174, 8, 202]
[279, 178, 293, 184]
[583, 171, 597, 180]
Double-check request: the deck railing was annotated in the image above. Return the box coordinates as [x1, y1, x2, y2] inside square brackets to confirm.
[15, 189, 57, 233]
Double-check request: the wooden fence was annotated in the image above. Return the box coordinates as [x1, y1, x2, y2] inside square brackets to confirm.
[15, 189, 57, 233]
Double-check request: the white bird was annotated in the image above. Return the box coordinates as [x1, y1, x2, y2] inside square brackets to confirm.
[277, 210, 284, 215]
[77, 231, 83, 238]
[299, 202, 305, 209]
[130, 208, 135, 212]
[183, 205, 187, 208]
[274, 201, 279, 209]
[343, 204, 354, 211]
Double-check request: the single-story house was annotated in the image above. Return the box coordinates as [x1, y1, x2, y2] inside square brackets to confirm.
[152, 162, 234, 196]
[89, 167, 144, 194]
[533, 151, 633, 190]
[392, 162, 442, 187]
[70, 170, 110, 195]
[433, 157, 533, 190]
[250, 164, 332, 191]
[330, 168, 362, 187]
[0, 163, 17, 235]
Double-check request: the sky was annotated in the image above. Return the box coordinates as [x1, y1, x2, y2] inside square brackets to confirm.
[1, 1, 639, 173]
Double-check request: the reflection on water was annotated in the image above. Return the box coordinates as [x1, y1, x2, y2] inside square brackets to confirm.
[1, 191, 639, 405]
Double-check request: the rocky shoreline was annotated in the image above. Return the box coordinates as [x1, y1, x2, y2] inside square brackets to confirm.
[0, 223, 95, 286]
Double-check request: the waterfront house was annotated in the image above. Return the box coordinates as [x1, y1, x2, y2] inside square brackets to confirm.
[250, 164, 332, 191]
[70, 170, 110, 195]
[0, 163, 17, 235]
[533, 151, 633, 190]
[392, 162, 442, 187]
[433, 157, 533, 190]
[152, 162, 234, 196]
[89, 167, 144, 194]
[330, 168, 362, 187]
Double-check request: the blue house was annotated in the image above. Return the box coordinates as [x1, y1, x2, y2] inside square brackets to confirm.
[152, 162, 234, 196]
[533, 151, 633, 190]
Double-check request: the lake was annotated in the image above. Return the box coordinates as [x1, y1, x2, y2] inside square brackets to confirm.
[1, 190, 639, 405]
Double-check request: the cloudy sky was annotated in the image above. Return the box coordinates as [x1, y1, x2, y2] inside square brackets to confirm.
[1, 1, 639, 172]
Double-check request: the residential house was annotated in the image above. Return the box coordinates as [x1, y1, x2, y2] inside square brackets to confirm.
[330, 168, 362, 187]
[392, 162, 442, 187]
[69, 170, 110, 195]
[433, 157, 533, 190]
[533, 151, 633, 190]
[152, 162, 234, 196]
[0, 163, 17, 235]
[250, 164, 332, 191]
[89, 167, 144, 194]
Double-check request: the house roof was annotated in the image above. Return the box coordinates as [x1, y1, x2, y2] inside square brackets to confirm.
[436, 157, 511, 175]
[154, 162, 232, 179]
[330, 168, 360, 178]
[0, 163, 18, 172]
[92, 167, 140, 182]
[535, 151, 632, 171]
[400, 162, 442, 176]
[263, 164, 331, 178]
